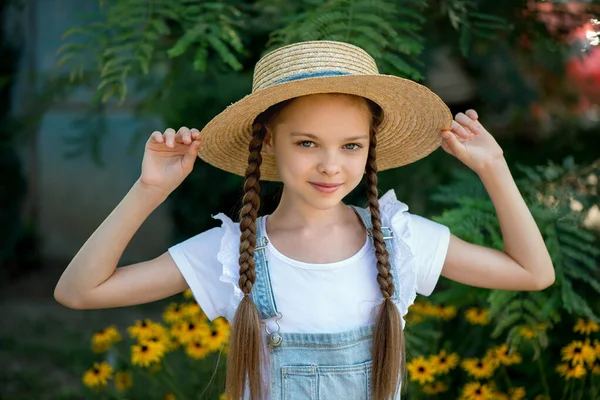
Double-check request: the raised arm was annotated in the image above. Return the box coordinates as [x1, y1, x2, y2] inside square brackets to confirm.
[438, 111, 555, 291]
[54, 127, 202, 309]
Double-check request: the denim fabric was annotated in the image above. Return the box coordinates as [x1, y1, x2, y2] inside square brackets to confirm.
[251, 207, 402, 399]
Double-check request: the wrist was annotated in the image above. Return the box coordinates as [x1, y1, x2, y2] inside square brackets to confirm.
[476, 156, 508, 179]
[132, 179, 171, 203]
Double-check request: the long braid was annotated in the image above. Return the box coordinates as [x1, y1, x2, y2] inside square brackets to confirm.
[366, 102, 406, 400]
[225, 122, 266, 400]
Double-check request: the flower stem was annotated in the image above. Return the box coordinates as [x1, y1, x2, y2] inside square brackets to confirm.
[575, 374, 586, 400]
[162, 359, 192, 400]
[561, 380, 571, 400]
[535, 351, 551, 397]
[501, 365, 513, 390]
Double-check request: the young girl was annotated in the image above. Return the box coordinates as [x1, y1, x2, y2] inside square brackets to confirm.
[54, 40, 555, 400]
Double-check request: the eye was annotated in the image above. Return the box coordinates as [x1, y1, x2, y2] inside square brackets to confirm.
[344, 143, 362, 151]
[297, 141, 315, 148]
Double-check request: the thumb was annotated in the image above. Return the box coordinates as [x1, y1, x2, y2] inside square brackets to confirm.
[182, 139, 201, 170]
[441, 131, 465, 158]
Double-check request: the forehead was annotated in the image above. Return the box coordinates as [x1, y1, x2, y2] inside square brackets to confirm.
[273, 94, 371, 138]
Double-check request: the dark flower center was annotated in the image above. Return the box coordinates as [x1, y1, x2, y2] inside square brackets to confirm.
[574, 347, 582, 354]
[418, 367, 425, 373]
[93, 368, 100, 375]
[141, 345, 148, 352]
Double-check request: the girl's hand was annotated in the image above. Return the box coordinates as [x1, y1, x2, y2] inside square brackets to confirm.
[139, 127, 202, 195]
[440, 110, 505, 174]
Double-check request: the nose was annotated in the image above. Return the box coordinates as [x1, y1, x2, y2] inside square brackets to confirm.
[317, 151, 341, 176]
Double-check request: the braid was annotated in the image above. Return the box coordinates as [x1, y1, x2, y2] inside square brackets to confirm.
[237, 123, 265, 295]
[366, 101, 406, 400]
[366, 133, 394, 299]
[225, 122, 267, 400]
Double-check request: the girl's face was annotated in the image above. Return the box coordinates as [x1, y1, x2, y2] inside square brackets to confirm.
[264, 93, 371, 210]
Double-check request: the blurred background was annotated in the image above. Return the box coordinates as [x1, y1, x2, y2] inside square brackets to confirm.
[1, 0, 599, 399]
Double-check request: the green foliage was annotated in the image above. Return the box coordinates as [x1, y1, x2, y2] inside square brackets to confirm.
[430, 157, 600, 356]
[56, 0, 246, 104]
[442, 0, 513, 56]
[56, 0, 511, 103]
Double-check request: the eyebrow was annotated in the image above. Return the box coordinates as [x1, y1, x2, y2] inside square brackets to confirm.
[290, 132, 369, 141]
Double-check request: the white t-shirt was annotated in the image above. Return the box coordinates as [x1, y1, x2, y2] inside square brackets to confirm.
[168, 190, 450, 333]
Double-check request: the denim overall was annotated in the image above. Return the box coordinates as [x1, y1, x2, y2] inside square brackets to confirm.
[250, 206, 403, 400]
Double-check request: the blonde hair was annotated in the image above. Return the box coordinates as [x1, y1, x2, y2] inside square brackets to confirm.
[225, 94, 406, 400]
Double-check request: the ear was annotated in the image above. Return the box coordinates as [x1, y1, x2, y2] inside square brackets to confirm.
[263, 126, 275, 156]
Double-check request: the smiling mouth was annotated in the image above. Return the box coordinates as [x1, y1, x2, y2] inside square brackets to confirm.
[310, 182, 343, 193]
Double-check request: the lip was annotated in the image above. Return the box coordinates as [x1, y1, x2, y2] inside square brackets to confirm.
[310, 182, 343, 193]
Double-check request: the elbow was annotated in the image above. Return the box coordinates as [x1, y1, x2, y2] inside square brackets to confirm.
[54, 285, 86, 310]
[534, 266, 556, 291]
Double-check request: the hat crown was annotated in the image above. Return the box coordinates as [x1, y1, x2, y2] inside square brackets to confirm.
[252, 40, 379, 92]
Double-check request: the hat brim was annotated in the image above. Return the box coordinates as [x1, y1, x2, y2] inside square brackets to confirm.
[197, 74, 453, 181]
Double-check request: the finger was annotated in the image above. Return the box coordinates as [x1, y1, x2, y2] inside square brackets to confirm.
[164, 128, 176, 148]
[182, 137, 202, 170]
[440, 136, 454, 156]
[190, 128, 201, 140]
[455, 113, 480, 136]
[465, 109, 478, 120]
[177, 126, 192, 144]
[149, 131, 164, 144]
[451, 119, 471, 139]
[441, 130, 465, 155]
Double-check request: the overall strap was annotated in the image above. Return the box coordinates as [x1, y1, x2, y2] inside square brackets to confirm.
[250, 216, 281, 320]
[349, 205, 400, 303]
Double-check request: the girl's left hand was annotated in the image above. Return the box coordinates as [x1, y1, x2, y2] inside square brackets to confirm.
[440, 110, 504, 174]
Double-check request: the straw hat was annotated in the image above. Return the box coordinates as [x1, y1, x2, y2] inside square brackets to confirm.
[197, 40, 453, 181]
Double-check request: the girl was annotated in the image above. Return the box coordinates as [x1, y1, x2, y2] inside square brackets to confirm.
[54, 41, 555, 400]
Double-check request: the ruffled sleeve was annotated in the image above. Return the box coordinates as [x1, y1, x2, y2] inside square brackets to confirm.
[379, 189, 451, 314]
[167, 213, 243, 323]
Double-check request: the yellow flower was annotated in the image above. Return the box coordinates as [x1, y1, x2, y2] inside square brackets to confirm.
[91, 325, 122, 353]
[82, 361, 113, 389]
[185, 338, 212, 360]
[408, 301, 430, 315]
[556, 363, 587, 380]
[163, 303, 188, 324]
[518, 326, 537, 340]
[461, 357, 496, 379]
[183, 288, 193, 299]
[574, 318, 600, 336]
[407, 356, 436, 385]
[429, 349, 460, 375]
[561, 340, 595, 366]
[182, 302, 205, 319]
[465, 308, 491, 325]
[461, 382, 494, 400]
[488, 344, 522, 366]
[219, 394, 227, 400]
[139, 323, 174, 351]
[172, 318, 211, 345]
[433, 303, 457, 320]
[131, 340, 165, 367]
[114, 370, 133, 391]
[404, 312, 423, 326]
[205, 318, 231, 351]
[164, 393, 176, 400]
[509, 387, 526, 400]
[422, 381, 448, 394]
[128, 319, 159, 340]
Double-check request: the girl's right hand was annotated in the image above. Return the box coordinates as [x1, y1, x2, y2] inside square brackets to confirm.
[139, 127, 202, 195]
